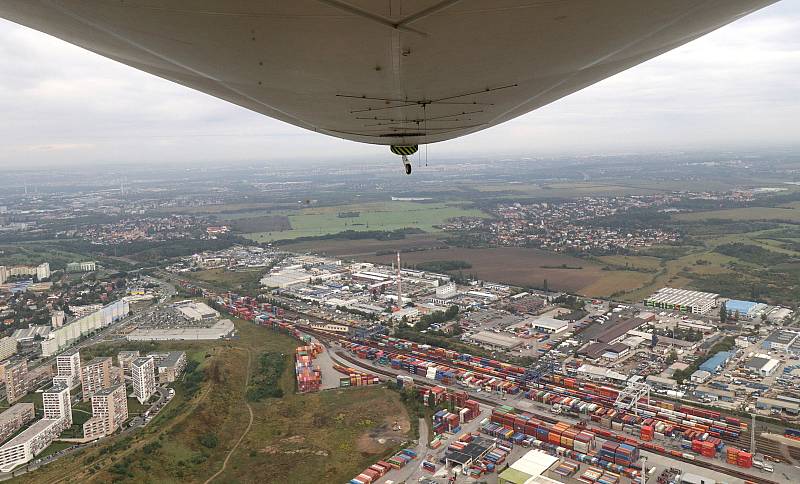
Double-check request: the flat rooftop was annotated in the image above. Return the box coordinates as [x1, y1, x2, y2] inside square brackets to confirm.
[0, 403, 34, 423]
[444, 436, 494, 465]
[765, 330, 799, 344]
[1, 418, 60, 449]
[581, 317, 646, 344]
[521, 316, 568, 332]
[156, 351, 185, 367]
[86, 356, 111, 365]
[127, 319, 235, 341]
[469, 331, 522, 349]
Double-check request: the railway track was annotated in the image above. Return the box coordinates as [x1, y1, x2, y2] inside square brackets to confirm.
[298, 326, 779, 484]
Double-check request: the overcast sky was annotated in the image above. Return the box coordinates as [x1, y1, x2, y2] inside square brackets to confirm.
[1, 2, 799, 168]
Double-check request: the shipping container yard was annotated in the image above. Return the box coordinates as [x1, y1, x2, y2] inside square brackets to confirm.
[194, 264, 800, 484]
[231, 310, 784, 483]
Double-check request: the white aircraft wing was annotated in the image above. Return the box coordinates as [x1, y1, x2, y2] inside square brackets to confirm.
[0, 0, 779, 146]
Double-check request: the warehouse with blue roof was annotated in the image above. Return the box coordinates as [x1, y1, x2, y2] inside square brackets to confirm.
[700, 351, 733, 374]
[724, 299, 768, 320]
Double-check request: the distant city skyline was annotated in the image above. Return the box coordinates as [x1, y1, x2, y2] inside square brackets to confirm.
[0, 1, 798, 167]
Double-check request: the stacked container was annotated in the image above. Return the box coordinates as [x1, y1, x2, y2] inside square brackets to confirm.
[640, 425, 653, 441]
[726, 447, 753, 468]
[691, 440, 716, 458]
[295, 346, 321, 393]
[433, 409, 461, 433]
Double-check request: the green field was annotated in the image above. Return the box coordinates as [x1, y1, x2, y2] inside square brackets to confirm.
[17, 320, 412, 484]
[673, 206, 800, 222]
[182, 268, 264, 293]
[472, 180, 740, 197]
[241, 201, 487, 242]
[595, 255, 663, 272]
[0, 244, 87, 271]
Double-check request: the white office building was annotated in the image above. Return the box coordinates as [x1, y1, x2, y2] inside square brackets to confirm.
[131, 356, 156, 404]
[40, 299, 130, 357]
[66, 261, 96, 273]
[51, 310, 65, 328]
[43, 384, 72, 426]
[435, 282, 457, 300]
[56, 349, 81, 383]
[35, 263, 50, 281]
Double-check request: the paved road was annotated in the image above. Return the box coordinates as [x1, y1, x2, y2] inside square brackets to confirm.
[376, 417, 430, 484]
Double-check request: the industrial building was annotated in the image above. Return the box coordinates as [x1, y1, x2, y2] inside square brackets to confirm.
[126, 319, 234, 341]
[575, 364, 628, 383]
[577, 341, 633, 361]
[690, 370, 712, 384]
[576, 315, 650, 359]
[175, 301, 219, 321]
[4, 360, 28, 404]
[745, 355, 780, 377]
[131, 356, 156, 404]
[498, 450, 560, 484]
[762, 329, 800, 352]
[11, 326, 51, 345]
[766, 307, 793, 324]
[81, 357, 113, 401]
[756, 397, 800, 415]
[644, 287, 718, 314]
[645, 375, 679, 391]
[699, 351, 733, 374]
[444, 435, 497, 471]
[260, 265, 316, 288]
[520, 316, 568, 334]
[694, 386, 735, 403]
[723, 299, 767, 320]
[468, 331, 522, 350]
[83, 384, 128, 440]
[676, 320, 715, 334]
